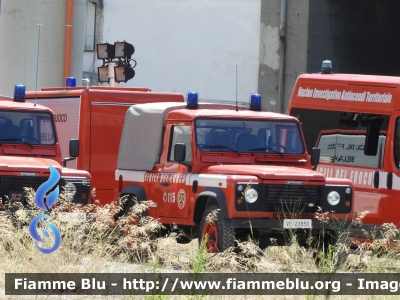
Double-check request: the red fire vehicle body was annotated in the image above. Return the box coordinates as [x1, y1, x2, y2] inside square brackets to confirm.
[287, 69, 400, 241]
[24, 86, 184, 203]
[0, 92, 91, 208]
[115, 96, 355, 252]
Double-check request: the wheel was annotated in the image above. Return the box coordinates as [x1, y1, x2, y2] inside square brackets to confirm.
[114, 195, 136, 221]
[114, 195, 148, 222]
[198, 205, 235, 253]
[267, 143, 287, 152]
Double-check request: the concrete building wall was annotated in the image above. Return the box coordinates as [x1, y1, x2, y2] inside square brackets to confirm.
[258, 0, 281, 112]
[91, 0, 261, 103]
[258, 0, 309, 113]
[0, 0, 86, 96]
[0, 0, 61, 96]
[82, 2, 104, 84]
[70, 0, 86, 86]
[283, 0, 309, 112]
[3, 0, 399, 106]
[307, 0, 400, 76]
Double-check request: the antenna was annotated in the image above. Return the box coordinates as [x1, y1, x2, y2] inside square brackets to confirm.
[236, 64, 238, 111]
[35, 24, 41, 103]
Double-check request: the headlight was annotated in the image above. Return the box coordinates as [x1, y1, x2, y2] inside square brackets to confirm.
[65, 182, 77, 197]
[327, 191, 340, 205]
[244, 188, 258, 203]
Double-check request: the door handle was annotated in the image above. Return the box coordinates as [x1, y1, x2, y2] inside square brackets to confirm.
[373, 170, 379, 189]
[161, 182, 170, 187]
[387, 172, 393, 190]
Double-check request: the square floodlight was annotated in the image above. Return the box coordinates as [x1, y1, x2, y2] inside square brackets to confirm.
[114, 65, 135, 83]
[97, 66, 109, 83]
[114, 41, 135, 59]
[97, 43, 115, 60]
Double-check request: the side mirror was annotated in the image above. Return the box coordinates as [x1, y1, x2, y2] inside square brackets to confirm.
[310, 147, 320, 166]
[174, 143, 186, 162]
[63, 139, 80, 167]
[364, 117, 383, 156]
[69, 139, 80, 157]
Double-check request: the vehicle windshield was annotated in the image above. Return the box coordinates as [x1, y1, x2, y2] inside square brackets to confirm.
[196, 118, 305, 154]
[0, 111, 56, 145]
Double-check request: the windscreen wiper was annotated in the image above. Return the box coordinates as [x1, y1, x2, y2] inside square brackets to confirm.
[202, 145, 241, 155]
[247, 147, 284, 157]
[0, 138, 33, 149]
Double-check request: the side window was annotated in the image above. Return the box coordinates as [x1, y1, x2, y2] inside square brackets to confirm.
[276, 125, 304, 154]
[256, 128, 271, 148]
[395, 118, 400, 168]
[38, 117, 55, 144]
[169, 125, 192, 162]
[317, 132, 385, 168]
[290, 108, 389, 153]
[20, 119, 34, 138]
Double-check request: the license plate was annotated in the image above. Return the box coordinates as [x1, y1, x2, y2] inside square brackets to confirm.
[9, 190, 24, 202]
[283, 219, 312, 229]
[58, 212, 86, 223]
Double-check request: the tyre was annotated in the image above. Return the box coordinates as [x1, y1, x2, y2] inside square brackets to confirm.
[114, 195, 144, 221]
[198, 205, 235, 253]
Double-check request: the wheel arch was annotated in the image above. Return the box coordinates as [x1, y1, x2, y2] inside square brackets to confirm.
[119, 185, 147, 201]
[115, 185, 148, 220]
[193, 187, 228, 225]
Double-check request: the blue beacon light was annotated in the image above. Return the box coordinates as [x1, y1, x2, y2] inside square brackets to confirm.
[13, 84, 26, 102]
[187, 91, 199, 109]
[321, 60, 332, 74]
[66, 77, 76, 87]
[249, 93, 262, 111]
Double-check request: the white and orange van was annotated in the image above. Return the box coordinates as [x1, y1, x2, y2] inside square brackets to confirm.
[287, 70, 400, 240]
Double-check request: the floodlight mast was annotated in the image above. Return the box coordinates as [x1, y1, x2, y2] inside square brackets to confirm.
[108, 62, 118, 87]
[96, 40, 136, 85]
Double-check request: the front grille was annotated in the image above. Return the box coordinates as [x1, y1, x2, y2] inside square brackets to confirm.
[59, 178, 90, 206]
[0, 176, 89, 206]
[0, 176, 47, 195]
[263, 184, 324, 213]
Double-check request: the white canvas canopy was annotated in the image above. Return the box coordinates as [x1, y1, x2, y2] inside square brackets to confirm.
[117, 102, 187, 170]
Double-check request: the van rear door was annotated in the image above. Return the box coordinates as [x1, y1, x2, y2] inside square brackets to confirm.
[315, 129, 387, 226]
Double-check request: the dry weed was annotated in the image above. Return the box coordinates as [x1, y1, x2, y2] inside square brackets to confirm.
[206, 239, 268, 272]
[0, 189, 163, 274]
[3, 186, 400, 286]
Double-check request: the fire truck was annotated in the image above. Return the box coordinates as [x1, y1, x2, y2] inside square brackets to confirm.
[287, 62, 400, 241]
[0, 85, 92, 209]
[115, 93, 355, 252]
[24, 83, 184, 203]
